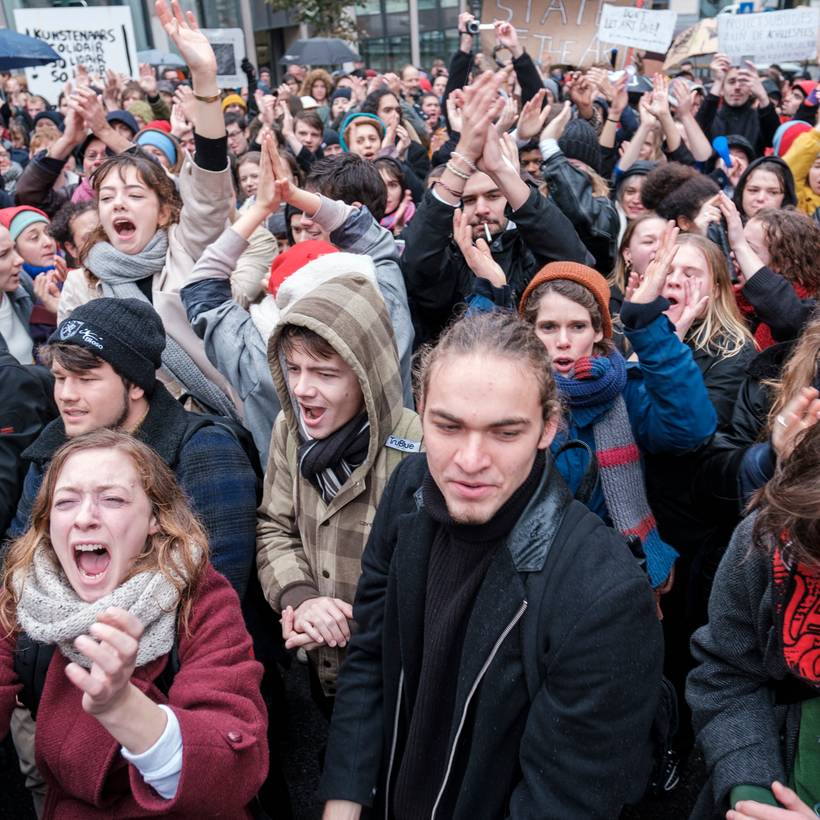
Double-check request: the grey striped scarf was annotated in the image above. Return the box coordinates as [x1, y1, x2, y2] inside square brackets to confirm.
[86, 231, 239, 421]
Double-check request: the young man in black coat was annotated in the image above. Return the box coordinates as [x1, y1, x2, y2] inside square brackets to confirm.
[318, 310, 663, 820]
[401, 70, 593, 344]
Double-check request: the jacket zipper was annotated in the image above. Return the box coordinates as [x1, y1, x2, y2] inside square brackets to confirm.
[429, 599, 528, 820]
[384, 669, 404, 820]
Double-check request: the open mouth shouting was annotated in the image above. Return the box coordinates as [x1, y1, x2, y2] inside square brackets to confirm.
[300, 403, 327, 429]
[113, 217, 137, 242]
[73, 542, 111, 585]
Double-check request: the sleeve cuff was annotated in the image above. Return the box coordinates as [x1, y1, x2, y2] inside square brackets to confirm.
[311, 194, 352, 233]
[538, 137, 560, 161]
[121, 704, 182, 800]
[620, 296, 670, 330]
[279, 583, 321, 611]
[730, 785, 779, 809]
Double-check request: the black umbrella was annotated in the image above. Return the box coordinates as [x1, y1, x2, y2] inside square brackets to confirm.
[0, 29, 59, 71]
[280, 38, 360, 67]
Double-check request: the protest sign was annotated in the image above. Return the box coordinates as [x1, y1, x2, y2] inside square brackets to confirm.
[201, 29, 246, 89]
[13, 7, 138, 102]
[478, 0, 637, 67]
[597, 5, 678, 53]
[717, 7, 820, 64]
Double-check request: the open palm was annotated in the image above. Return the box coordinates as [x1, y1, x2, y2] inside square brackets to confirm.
[155, 0, 216, 76]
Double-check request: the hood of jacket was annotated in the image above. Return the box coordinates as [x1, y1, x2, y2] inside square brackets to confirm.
[267, 274, 404, 473]
[733, 155, 798, 217]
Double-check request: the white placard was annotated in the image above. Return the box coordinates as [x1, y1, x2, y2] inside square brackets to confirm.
[13, 7, 138, 104]
[718, 8, 820, 64]
[201, 29, 246, 90]
[597, 5, 678, 53]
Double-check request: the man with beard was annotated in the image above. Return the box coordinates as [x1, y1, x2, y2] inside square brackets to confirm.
[696, 53, 780, 158]
[401, 70, 592, 344]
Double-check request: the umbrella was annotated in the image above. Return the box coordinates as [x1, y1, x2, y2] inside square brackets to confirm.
[0, 29, 59, 71]
[280, 38, 360, 67]
[137, 49, 186, 68]
[663, 19, 717, 71]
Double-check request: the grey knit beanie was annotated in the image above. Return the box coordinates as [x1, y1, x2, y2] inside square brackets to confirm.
[49, 298, 165, 393]
[558, 118, 602, 175]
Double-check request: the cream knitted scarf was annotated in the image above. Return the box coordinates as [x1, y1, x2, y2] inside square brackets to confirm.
[12, 544, 182, 669]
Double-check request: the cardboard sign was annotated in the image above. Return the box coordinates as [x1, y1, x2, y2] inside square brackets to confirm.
[717, 7, 820, 64]
[13, 7, 138, 103]
[597, 5, 677, 53]
[200, 29, 246, 89]
[479, 0, 639, 67]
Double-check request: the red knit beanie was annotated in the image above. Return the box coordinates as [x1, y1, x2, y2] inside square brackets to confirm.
[794, 80, 818, 106]
[145, 119, 172, 133]
[267, 240, 339, 296]
[518, 261, 613, 339]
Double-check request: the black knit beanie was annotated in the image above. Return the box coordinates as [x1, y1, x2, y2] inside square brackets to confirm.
[49, 298, 165, 393]
[558, 119, 602, 175]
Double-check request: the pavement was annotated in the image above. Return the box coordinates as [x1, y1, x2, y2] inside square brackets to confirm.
[0, 660, 707, 819]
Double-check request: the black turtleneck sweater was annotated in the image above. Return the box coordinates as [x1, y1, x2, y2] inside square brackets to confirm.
[393, 450, 546, 820]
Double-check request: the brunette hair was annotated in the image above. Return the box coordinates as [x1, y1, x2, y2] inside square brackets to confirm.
[294, 110, 324, 135]
[360, 89, 403, 122]
[81, 151, 182, 262]
[641, 162, 720, 224]
[0, 430, 209, 636]
[521, 279, 613, 357]
[306, 154, 387, 221]
[675, 234, 754, 358]
[751, 209, 820, 293]
[415, 311, 560, 422]
[279, 324, 337, 360]
[609, 214, 667, 294]
[752, 420, 820, 568]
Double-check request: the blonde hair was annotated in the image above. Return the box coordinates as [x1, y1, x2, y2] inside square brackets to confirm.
[0, 430, 209, 637]
[676, 234, 754, 358]
[768, 314, 820, 428]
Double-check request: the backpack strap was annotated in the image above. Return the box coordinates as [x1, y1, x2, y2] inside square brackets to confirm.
[553, 439, 599, 506]
[13, 632, 55, 720]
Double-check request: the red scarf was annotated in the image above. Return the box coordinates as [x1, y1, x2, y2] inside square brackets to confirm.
[735, 281, 813, 350]
[772, 544, 820, 685]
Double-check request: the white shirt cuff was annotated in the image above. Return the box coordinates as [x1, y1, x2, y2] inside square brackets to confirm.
[538, 137, 560, 161]
[121, 704, 183, 800]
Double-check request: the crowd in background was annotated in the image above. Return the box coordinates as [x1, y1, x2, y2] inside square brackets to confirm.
[0, 0, 819, 817]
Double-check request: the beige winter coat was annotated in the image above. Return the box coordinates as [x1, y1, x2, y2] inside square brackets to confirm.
[256, 275, 422, 694]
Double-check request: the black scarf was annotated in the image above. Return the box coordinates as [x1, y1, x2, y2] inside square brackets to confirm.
[298, 411, 370, 504]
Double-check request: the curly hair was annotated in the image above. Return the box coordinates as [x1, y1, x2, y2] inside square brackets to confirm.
[640, 162, 719, 223]
[767, 312, 820, 428]
[80, 150, 182, 263]
[751, 208, 820, 293]
[0, 430, 209, 637]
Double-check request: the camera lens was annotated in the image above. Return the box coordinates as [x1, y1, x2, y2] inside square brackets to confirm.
[466, 19, 480, 34]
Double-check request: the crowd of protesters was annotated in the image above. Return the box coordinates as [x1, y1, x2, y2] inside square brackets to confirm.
[0, 0, 819, 817]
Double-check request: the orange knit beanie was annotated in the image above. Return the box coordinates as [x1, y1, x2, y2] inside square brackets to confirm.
[518, 261, 612, 339]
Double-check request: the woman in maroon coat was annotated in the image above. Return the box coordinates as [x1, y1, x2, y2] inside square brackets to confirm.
[0, 429, 268, 818]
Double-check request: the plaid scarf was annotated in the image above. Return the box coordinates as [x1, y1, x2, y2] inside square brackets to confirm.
[298, 412, 370, 504]
[556, 352, 677, 587]
[772, 542, 820, 686]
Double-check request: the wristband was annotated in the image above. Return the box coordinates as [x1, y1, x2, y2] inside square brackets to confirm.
[607, 117, 619, 123]
[446, 160, 471, 181]
[193, 92, 220, 103]
[450, 150, 477, 172]
[435, 179, 462, 200]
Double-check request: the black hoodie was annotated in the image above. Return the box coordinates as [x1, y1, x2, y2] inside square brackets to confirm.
[732, 155, 798, 220]
[696, 93, 781, 159]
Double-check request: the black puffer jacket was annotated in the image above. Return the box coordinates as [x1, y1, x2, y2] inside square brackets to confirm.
[401, 185, 593, 344]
